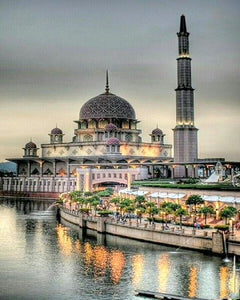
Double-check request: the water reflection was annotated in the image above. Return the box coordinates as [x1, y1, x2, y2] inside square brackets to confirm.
[188, 266, 198, 297]
[132, 254, 144, 285]
[109, 250, 125, 284]
[158, 253, 170, 293]
[0, 199, 239, 300]
[56, 224, 73, 256]
[56, 223, 125, 284]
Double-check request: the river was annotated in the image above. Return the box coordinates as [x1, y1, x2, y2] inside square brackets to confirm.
[0, 198, 239, 299]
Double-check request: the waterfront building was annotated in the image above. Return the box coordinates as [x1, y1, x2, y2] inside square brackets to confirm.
[2, 72, 172, 193]
[1, 15, 239, 193]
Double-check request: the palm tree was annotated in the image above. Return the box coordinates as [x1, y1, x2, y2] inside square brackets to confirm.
[198, 206, 215, 225]
[119, 198, 133, 218]
[146, 205, 159, 224]
[186, 194, 204, 225]
[219, 206, 238, 224]
[175, 208, 188, 229]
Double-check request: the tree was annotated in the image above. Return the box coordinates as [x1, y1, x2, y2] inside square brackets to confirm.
[175, 208, 188, 228]
[198, 206, 215, 224]
[146, 205, 159, 223]
[119, 198, 133, 216]
[135, 195, 146, 204]
[84, 191, 93, 197]
[160, 202, 174, 223]
[186, 194, 204, 224]
[186, 194, 204, 209]
[219, 206, 238, 224]
[105, 187, 114, 195]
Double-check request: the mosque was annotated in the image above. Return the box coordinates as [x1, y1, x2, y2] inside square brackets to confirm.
[2, 16, 238, 193]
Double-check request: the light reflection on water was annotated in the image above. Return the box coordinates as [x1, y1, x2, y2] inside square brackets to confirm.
[0, 199, 239, 300]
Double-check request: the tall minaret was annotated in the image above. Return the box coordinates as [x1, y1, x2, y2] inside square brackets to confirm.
[173, 15, 198, 177]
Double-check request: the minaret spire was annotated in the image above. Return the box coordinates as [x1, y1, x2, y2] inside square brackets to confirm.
[105, 70, 109, 94]
[180, 15, 187, 33]
[173, 15, 198, 176]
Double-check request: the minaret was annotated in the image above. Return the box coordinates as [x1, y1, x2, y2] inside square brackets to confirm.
[173, 15, 198, 177]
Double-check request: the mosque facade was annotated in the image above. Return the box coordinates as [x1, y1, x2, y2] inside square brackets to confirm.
[4, 15, 231, 193]
[3, 68, 174, 192]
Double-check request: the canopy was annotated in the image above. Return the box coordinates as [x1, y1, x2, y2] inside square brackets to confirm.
[118, 189, 148, 196]
[149, 192, 186, 199]
[132, 190, 149, 196]
[202, 195, 240, 203]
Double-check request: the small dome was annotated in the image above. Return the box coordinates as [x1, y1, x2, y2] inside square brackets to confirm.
[51, 127, 63, 134]
[152, 128, 163, 135]
[105, 123, 118, 132]
[25, 141, 37, 149]
[106, 137, 120, 145]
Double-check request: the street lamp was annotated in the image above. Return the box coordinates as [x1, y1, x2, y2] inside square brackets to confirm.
[231, 217, 235, 235]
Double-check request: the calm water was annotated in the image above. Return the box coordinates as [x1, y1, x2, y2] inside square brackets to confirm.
[0, 198, 239, 300]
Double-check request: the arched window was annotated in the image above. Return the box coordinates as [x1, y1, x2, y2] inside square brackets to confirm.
[88, 120, 96, 129]
[125, 134, 132, 142]
[98, 119, 107, 128]
[83, 134, 93, 142]
[81, 121, 87, 129]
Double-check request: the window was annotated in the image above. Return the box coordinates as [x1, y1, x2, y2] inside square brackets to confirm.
[83, 134, 93, 142]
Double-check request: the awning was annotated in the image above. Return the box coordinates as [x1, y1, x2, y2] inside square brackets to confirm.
[119, 189, 133, 194]
[203, 195, 238, 203]
[219, 196, 235, 203]
[132, 190, 149, 196]
[149, 192, 186, 199]
[149, 192, 168, 198]
[168, 193, 186, 199]
[202, 195, 219, 201]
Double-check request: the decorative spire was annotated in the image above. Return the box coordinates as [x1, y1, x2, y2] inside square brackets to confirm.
[180, 15, 187, 33]
[105, 70, 109, 94]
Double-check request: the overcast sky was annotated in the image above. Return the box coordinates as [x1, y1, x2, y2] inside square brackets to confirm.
[0, 0, 240, 162]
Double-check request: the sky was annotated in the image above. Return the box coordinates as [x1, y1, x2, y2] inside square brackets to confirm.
[0, 0, 240, 162]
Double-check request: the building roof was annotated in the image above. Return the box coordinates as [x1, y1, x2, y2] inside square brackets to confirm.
[51, 127, 63, 134]
[80, 92, 136, 120]
[25, 141, 37, 149]
[152, 128, 163, 135]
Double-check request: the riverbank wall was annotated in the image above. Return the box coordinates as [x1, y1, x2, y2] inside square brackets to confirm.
[60, 208, 240, 256]
[0, 191, 59, 199]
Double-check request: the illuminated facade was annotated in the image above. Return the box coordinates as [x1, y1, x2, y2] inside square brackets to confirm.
[3, 70, 172, 192]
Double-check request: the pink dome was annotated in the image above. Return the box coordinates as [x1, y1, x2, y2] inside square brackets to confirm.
[152, 128, 163, 135]
[51, 127, 63, 134]
[105, 123, 118, 132]
[106, 137, 120, 145]
[25, 141, 37, 149]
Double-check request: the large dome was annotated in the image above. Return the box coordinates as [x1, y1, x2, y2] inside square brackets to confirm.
[80, 92, 136, 120]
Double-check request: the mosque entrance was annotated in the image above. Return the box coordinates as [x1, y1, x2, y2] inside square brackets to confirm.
[75, 167, 147, 192]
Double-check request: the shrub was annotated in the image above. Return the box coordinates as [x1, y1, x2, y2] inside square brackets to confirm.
[214, 225, 229, 231]
[202, 224, 211, 229]
[97, 191, 111, 197]
[105, 187, 114, 195]
[97, 210, 113, 216]
[147, 217, 171, 223]
[79, 208, 90, 213]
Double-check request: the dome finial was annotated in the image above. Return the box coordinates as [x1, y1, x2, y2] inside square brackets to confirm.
[105, 70, 109, 94]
